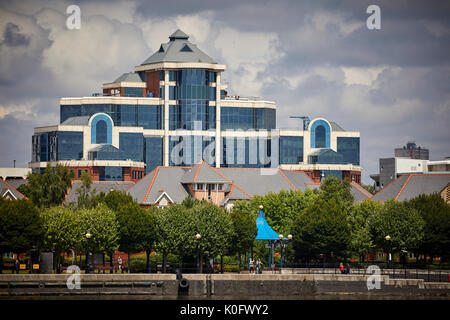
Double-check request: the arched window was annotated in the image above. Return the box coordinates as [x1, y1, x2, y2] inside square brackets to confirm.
[96, 120, 107, 144]
[315, 125, 326, 148]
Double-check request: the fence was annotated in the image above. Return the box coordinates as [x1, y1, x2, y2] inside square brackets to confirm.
[2, 261, 450, 282]
[279, 262, 450, 283]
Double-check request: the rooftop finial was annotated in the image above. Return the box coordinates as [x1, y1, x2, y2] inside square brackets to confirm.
[169, 29, 189, 41]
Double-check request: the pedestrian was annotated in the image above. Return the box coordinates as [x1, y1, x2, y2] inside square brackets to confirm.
[339, 262, 344, 274]
[256, 258, 263, 274]
[118, 256, 122, 273]
[345, 263, 351, 274]
[15, 258, 20, 274]
[250, 258, 254, 274]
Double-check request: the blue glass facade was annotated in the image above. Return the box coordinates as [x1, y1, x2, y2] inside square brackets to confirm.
[123, 87, 143, 97]
[322, 170, 343, 179]
[310, 120, 330, 148]
[60, 105, 81, 122]
[89, 145, 128, 160]
[220, 107, 276, 130]
[57, 132, 83, 160]
[32, 131, 82, 162]
[144, 136, 163, 174]
[169, 135, 215, 166]
[337, 137, 360, 166]
[60, 103, 163, 129]
[221, 137, 272, 168]
[99, 166, 122, 181]
[119, 133, 144, 162]
[169, 104, 215, 130]
[91, 114, 112, 144]
[279, 136, 303, 164]
[167, 69, 216, 130]
[137, 105, 163, 129]
[309, 149, 344, 164]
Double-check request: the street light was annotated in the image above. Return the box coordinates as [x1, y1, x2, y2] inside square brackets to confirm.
[196, 234, 201, 274]
[85, 233, 92, 274]
[278, 234, 284, 272]
[287, 234, 293, 268]
[385, 235, 392, 276]
[278, 234, 293, 271]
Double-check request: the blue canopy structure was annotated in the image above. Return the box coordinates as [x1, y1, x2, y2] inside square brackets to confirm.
[255, 208, 286, 240]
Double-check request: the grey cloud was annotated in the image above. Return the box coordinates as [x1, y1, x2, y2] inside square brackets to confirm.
[2, 22, 30, 46]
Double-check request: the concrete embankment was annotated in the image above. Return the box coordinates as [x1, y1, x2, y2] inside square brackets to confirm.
[0, 274, 449, 299]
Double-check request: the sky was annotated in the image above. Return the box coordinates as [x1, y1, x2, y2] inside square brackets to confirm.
[0, 0, 449, 184]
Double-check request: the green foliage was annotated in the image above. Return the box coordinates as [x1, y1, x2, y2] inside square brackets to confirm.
[229, 209, 257, 255]
[22, 164, 74, 208]
[292, 197, 351, 261]
[232, 189, 319, 236]
[0, 198, 44, 253]
[367, 199, 425, 254]
[181, 196, 201, 208]
[361, 183, 376, 195]
[154, 202, 233, 260]
[319, 175, 354, 206]
[116, 202, 156, 254]
[153, 205, 181, 257]
[188, 202, 234, 258]
[41, 206, 82, 253]
[407, 194, 450, 260]
[76, 171, 96, 209]
[77, 204, 119, 253]
[348, 200, 382, 260]
[96, 190, 136, 210]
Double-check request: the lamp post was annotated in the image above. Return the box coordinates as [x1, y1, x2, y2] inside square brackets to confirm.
[279, 234, 293, 271]
[287, 234, 293, 268]
[196, 233, 201, 274]
[85, 233, 92, 274]
[385, 235, 392, 277]
[278, 234, 284, 272]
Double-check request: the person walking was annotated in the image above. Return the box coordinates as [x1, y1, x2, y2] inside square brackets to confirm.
[339, 262, 344, 274]
[250, 258, 254, 274]
[118, 256, 123, 273]
[256, 258, 263, 274]
[345, 263, 351, 274]
[15, 258, 20, 274]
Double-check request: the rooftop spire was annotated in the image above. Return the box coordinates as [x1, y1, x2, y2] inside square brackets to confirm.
[169, 29, 189, 41]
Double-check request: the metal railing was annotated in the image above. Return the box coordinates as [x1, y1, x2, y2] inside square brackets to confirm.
[279, 262, 450, 283]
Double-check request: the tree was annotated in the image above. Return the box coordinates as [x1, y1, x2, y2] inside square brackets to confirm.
[348, 200, 382, 262]
[319, 175, 354, 206]
[291, 197, 351, 262]
[40, 206, 82, 268]
[160, 202, 233, 273]
[232, 189, 319, 236]
[361, 183, 376, 195]
[407, 194, 450, 261]
[19, 164, 74, 208]
[0, 198, 44, 272]
[367, 200, 425, 259]
[153, 205, 186, 273]
[189, 203, 233, 273]
[115, 202, 155, 272]
[76, 171, 96, 209]
[77, 204, 119, 262]
[229, 209, 257, 273]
